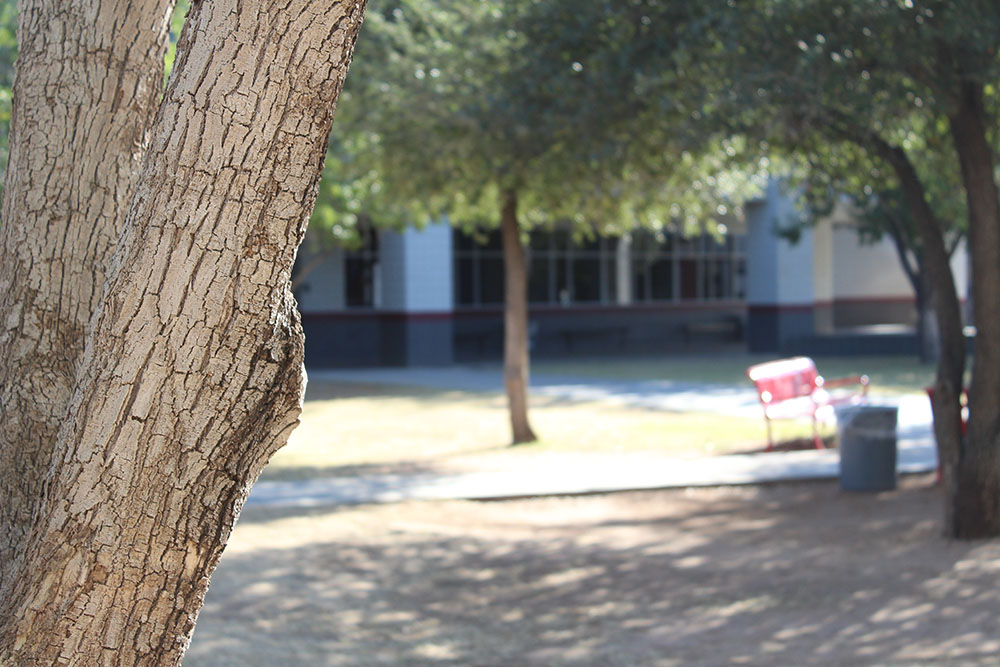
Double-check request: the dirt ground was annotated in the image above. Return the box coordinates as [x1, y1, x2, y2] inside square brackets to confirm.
[186, 474, 1000, 666]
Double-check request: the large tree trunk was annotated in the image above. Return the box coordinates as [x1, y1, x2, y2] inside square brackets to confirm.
[948, 80, 1000, 538]
[873, 139, 966, 533]
[0, 0, 368, 663]
[500, 188, 538, 444]
[0, 0, 175, 583]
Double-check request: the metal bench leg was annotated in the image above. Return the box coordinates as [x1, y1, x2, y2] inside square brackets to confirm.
[811, 413, 824, 449]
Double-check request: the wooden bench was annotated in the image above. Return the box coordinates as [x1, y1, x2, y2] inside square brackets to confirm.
[746, 356, 869, 451]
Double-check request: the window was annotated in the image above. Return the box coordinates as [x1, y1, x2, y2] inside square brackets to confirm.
[630, 229, 746, 303]
[345, 224, 379, 307]
[453, 226, 746, 307]
[454, 227, 621, 307]
[453, 229, 504, 306]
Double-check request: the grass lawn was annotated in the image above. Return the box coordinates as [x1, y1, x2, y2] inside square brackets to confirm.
[531, 353, 940, 396]
[261, 380, 834, 482]
[261, 353, 937, 483]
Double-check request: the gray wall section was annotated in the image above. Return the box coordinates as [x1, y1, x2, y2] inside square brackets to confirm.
[746, 306, 815, 354]
[814, 302, 835, 335]
[302, 315, 383, 367]
[377, 317, 454, 366]
[405, 318, 455, 366]
[454, 305, 747, 361]
[751, 301, 940, 357]
[378, 318, 407, 367]
[746, 307, 780, 353]
[303, 313, 453, 367]
[833, 300, 916, 329]
[748, 300, 917, 354]
[786, 332, 920, 356]
[303, 301, 919, 366]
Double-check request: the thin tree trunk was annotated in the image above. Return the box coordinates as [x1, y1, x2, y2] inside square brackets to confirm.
[881, 210, 937, 362]
[500, 187, 538, 444]
[916, 286, 941, 364]
[0, 0, 368, 662]
[948, 80, 1000, 539]
[871, 138, 966, 533]
[0, 0, 175, 585]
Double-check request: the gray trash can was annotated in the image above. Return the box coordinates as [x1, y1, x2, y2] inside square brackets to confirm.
[837, 405, 898, 492]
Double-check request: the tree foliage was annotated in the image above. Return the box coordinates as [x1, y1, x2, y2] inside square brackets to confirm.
[0, 0, 15, 189]
[323, 0, 770, 443]
[704, 0, 1000, 537]
[326, 0, 765, 239]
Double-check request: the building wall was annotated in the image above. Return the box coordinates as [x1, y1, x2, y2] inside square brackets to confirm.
[297, 180, 971, 366]
[812, 214, 835, 334]
[826, 208, 968, 329]
[745, 182, 816, 352]
[303, 222, 455, 368]
[302, 312, 383, 367]
[453, 302, 746, 361]
[825, 202, 916, 329]
[379, 231, 407, 311]
[400, 222, 454, 312]
[296, 247, 346, 311]
[831, 224, 912, 299]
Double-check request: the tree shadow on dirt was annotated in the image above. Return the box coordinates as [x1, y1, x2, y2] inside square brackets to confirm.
[190, 477, 1000, 666]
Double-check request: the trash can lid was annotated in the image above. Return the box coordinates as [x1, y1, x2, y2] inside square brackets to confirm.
[837, 404, 898, 433]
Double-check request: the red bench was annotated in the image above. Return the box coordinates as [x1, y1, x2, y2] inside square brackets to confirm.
[746, 357, 870, 451]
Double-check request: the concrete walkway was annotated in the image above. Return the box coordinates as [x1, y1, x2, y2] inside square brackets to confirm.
[246, 366, 939, 508]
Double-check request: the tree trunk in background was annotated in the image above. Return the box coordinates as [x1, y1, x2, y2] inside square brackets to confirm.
[0, 0, 175, 584]
[883, 219, 937, 364]
[875, 140, 966, 534]
[500, 188, 538, 444]
[949, 80, 1000, 539]
[0, 0, 368, 662]
[915, 274, 940, 364]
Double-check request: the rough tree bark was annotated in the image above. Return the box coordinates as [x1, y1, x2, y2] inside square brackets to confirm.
[874, 139, 967, 535]
[948, 80, 1000, 538]
[0, 0, 175, 583]
[0, 0, 368, 663]
[500, 188, 538, 444]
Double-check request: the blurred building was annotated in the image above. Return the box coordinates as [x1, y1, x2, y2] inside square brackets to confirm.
[294, 183, 968, 367]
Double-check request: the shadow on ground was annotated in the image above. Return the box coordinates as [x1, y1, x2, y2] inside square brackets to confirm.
[188, 476, 999, 666]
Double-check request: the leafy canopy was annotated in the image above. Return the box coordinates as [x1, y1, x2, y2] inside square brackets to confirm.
[690, 0, 996, 249]
[321, 0, 765, 240]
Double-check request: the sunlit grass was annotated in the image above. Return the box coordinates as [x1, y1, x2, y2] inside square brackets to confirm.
[530, 354, 940, 396]
[262, 382, 833, 482]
